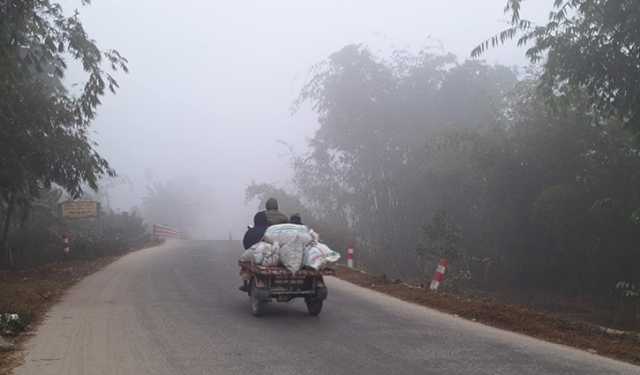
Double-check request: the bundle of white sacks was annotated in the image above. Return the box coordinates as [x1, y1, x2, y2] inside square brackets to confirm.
[239, 224, 341, 272]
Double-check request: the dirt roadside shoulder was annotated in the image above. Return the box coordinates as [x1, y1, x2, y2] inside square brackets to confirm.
[0, 240, 162, 375]
[333, 265, 640, 366]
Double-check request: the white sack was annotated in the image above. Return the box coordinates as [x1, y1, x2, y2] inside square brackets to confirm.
[239, 249, 255, 263]
[263, 224, 313, 245]
[303, 243, 341, 270]
[258, 242, 280, 266]
[239, 241, 279, 266]
[264, 224, 314, 272]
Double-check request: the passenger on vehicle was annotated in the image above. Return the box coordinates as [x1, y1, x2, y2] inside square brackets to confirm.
[263, 198, 288, 226]
[289, 213, 303, 225]
[242, 211, 268, 250]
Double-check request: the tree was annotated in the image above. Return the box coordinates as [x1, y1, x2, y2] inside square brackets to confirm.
[294, 45, 516, 275]
[472, 0, 640, 136]
[0, 1, 127, 266]
[417, 211, 462, 263]
[291, 43, 640, 304]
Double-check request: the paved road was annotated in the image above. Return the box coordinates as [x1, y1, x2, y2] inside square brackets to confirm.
[14, 241, 640, 375]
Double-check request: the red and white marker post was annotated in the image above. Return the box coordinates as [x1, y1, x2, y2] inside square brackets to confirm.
[429, 259, 448, 291]
[152, 224, 180, 240]
[62, 233, 70, 254]
[347, 248, 354, 268]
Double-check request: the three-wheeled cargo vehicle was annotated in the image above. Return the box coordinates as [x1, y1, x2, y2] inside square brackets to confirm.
[239, 261, 334, 316]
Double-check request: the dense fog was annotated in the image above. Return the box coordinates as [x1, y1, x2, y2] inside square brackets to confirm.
[4, 1, 640, 324]
[76, 0, 548, 238]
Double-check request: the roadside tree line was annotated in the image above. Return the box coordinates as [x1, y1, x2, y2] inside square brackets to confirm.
[250, 0, 640, 325]
[0, 1, 148, 268]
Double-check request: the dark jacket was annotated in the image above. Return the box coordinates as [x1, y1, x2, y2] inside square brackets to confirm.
[242, 211, 268, 250]
[265, 209, 289, 226]
[263, 198, 289, 226]
[289, 213, 302, 225]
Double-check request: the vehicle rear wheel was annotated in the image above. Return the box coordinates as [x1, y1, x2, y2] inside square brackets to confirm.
[250, 279, 265, 317]
[305, 298, 323, 316]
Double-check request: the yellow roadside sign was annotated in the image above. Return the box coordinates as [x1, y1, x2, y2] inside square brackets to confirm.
[61, 200, 99, 219]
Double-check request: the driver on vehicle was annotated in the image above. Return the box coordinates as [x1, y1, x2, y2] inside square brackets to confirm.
[263, 198, 288, 226]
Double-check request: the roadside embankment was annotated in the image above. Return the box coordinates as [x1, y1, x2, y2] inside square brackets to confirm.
[334, 265, 640, 366]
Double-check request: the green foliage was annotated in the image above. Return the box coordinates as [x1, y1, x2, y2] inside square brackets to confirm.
[292, 45, 517, 275]
[0, 1, 127, 265]
[632, 209, 640, 225]
[0, 313, 29, 335]
[288, 43, 640, 299]
[0, 0, 127, 197]
[417, 210, 462, 261]
[3, 185, 148, 268]
[67, 211, 148, 260]
[473, 0, 640, 135]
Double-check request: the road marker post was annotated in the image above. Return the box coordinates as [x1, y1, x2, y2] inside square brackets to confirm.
[429, 259, 448, 291]
[347, 248, 354, 268]
[62, 233, 71, 254]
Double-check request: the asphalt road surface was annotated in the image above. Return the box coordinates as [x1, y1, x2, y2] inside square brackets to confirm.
[14, 241, 640, 375]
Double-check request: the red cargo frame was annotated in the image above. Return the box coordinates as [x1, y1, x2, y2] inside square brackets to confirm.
[238, 261, 335, 278]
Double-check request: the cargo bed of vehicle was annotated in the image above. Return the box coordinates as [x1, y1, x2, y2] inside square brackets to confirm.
[238, 261, 335, 276]
[238, 261, 333, 316]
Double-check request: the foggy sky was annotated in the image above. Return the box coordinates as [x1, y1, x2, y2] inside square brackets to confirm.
[67, 0, 548, 238]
